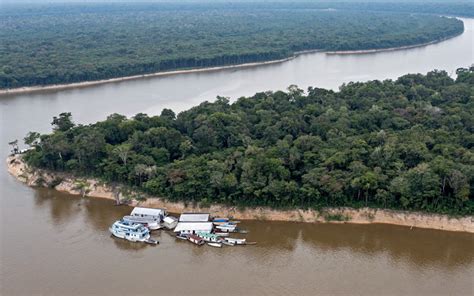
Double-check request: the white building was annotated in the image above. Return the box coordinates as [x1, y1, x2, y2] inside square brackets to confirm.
[173, 222, 213, 234]
[162, 216, 178, 230]
[130, 207, 166, 221]
[179, 213, 210, 222]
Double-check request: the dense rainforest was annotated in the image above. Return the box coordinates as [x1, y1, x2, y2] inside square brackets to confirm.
[21, 67, 474, 215]
[0, 2, 467, 89]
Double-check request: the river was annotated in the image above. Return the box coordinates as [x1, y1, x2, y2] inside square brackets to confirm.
[0, 18, 473, 296]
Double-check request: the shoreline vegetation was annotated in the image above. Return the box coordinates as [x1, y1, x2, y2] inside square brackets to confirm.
[7, 155, 473, 233]
[13, 69, 474, 225]
[0, 32, 463, 97]
[6, 155, 474, 233]
[0, 57, 296, 96]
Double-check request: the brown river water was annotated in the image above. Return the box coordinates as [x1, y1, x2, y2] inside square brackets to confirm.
[1, 18, 473, 296]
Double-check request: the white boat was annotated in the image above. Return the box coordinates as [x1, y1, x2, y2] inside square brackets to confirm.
[224, 237, 246, 245]
[213, 232, 230, 237]
[215, 223, 237, 232]
[196, 232, 222, 243]
[221, 240, 235, 246]
[207, 242, 222, 248]
[122, 215, 162, 230]
[109, 220, 151, 242]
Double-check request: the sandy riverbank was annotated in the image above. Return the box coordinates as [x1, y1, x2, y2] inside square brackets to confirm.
[0, 57, 295, 96]
[325, 33, 463, 55]
[0, 29, 463, 96]
[7, 155, 473, 233]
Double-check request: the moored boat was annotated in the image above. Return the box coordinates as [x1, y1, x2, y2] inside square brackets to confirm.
[109, 220, 152, 243]
[196, 232, 222, 243]
[221, 240, 235, 246]
[207, 242, 222, 248]
[122, 215, 162, 230]
[213, 232, 230, 237]
[212, 218, 241, 225]
[176, 233, 189, 240]
[188, 234, 205, 246]
[215, 223, 238, 232]
[224, 237, 246, 245]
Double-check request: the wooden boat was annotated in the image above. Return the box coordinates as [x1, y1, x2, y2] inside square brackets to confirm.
[188, 234, 205, 246]
[207, 242, 222, 248]
[176, 233, 189, 240]
[224, 237, 246, 245]
[145, 238, 159, 245]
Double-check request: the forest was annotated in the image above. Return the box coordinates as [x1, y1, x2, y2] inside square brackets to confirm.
[21, 67, 474, 215]
[0, 2, 467, 89]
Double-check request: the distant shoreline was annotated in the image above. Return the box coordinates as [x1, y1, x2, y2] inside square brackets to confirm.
[325, 33, 463, 55]
[7, 155, 474, 233]
[0, 30, 464, 96]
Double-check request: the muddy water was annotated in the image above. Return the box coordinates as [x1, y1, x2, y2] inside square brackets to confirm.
[1, 18, 473, 296]
[1, 188, 472, 295]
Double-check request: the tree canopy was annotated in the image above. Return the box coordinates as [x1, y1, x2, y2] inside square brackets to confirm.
[0, 2, 466, 88]
[23, 67, 474, 215]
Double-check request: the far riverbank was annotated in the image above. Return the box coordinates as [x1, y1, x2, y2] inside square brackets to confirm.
[0, 28, 464, 96]
[7, 155, 473, 233]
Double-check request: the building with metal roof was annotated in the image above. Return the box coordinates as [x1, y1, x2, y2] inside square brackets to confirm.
[173, 222, 213, 234]
[130, 207, 166, 220]
[179, 213, 210, 222]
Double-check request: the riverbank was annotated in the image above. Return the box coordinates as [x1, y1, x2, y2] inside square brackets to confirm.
[0, 28, 463, 96]
[7, 155, 473, 233]
[325, 32, 463, 55]
[0, 57, 297, 96]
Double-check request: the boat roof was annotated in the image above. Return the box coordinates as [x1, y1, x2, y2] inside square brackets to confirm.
[114, 220, 145, 230]
[179, 213, 210, 222]
[123, 215, 156, 221]
[174, 222, 213, 232]
[131, 207, 166, 216]
[196, 232, 219, 238]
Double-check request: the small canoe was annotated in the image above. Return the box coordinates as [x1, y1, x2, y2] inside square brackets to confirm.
[176, 233, 189, 240]
[224, 237, 246, 245]
[145, 238, 159, 245]
[207, 242, 222, 248]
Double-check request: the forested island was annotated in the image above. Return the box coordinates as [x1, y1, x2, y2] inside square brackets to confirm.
[0, 2, 467, 89]
[19, 67, 474, 216]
